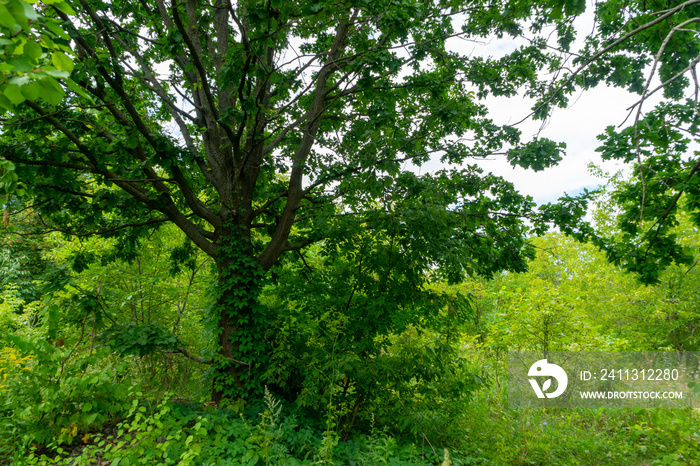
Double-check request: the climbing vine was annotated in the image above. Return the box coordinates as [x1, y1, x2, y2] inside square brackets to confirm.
[211, 223, 267, 401]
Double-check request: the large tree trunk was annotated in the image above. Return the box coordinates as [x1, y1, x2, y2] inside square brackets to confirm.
[211, 226, 267, 404]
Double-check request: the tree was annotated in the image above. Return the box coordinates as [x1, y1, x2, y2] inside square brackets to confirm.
[259, 231, 479, 434]
[47, 225, 214, 396]
[545, 0, 700, 283]
[3, 0, 691, 402]
[483, 232, 646, 353]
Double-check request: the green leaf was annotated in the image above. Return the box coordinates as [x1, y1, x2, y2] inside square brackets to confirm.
[64, 78, 93, 102]
[0, 4, 17, 30]
[5, 0, 35, 25]
[19, 0, 38, 21]
[20, 80, 42, 100]
[37, 76, 65, 105]
[51, 51, 73, 72]
[0, 92, 13, 111]
[7, 56, 34, 73]
[3, 84, 25, 105]
[24, 40, 42, 61]
[52, 0, 75, 14]
[43, 68, 70, 78]
[8, 75, 30, 86]
[45, 20, 69, 39]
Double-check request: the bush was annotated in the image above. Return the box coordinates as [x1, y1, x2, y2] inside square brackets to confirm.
[0, 334, 129, 460]
[17, 391, 445, 466]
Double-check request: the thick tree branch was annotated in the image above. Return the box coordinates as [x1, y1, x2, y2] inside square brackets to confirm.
[171, 0, 235, 146]
[258, 12, 357, 270]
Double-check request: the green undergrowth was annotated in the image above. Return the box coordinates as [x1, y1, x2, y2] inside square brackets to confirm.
[10, 390, 444, 466]
[456, 391, 700, 466]
[6, 388, 700, 466]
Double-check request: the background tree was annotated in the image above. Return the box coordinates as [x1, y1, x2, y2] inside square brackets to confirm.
[48, 225, 214, 395]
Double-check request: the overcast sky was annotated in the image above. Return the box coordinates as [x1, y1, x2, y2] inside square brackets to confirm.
[420, 11, 646, 206]
[411, 82, 635, 205]
[475, 84, 636, 205]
